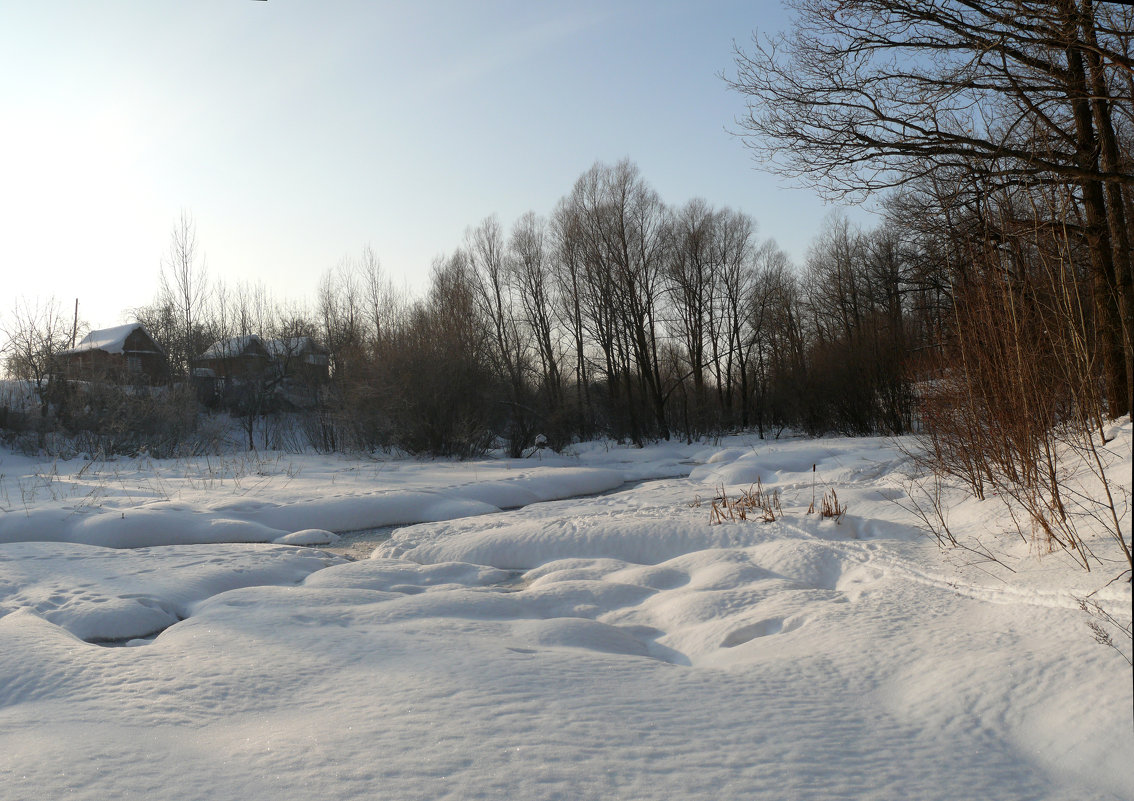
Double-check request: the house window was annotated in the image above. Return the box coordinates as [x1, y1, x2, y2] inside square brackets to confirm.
[127, 355, 142, 373]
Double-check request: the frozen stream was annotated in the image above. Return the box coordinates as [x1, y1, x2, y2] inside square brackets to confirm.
[320, 524, 400, 560]
[318, 476, 664, 561]
[1, 432, 1129, 801]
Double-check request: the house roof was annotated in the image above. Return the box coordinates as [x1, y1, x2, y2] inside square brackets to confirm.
[265, 336, 329, 358]
[198, 335, 268, 360]
[60, 324, 162, 356]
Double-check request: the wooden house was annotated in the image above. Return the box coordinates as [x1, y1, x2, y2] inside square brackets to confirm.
[57, 324, 168, 384]
[193, 336, 272, 379]
[265, 337, 331, 385]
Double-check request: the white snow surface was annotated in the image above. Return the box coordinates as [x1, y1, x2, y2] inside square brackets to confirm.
[0, 450, 629, 547]
[0, 432, 1130, 800]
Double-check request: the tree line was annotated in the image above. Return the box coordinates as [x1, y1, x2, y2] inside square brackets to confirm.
[306, 161, 936, 457]
[3, 0, 1129, 461]
[728, 0, 1132, 575]
[3, 158, 952, 457]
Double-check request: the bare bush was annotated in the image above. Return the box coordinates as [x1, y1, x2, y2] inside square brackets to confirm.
[911, 189, 1132, 576]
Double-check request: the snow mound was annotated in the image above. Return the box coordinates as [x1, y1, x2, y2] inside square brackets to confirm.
[305, 558, 510, 592]
[273, 529, 340, 545]
[513, 618, 651, 658]
[690, 437, 899, 487]
[0, 541, 340, 642]
[0, 464, 626, 549]
[376, 513, 759, 569]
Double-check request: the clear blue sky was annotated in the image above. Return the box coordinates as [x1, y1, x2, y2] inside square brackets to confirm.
[1, 0, 862, 331]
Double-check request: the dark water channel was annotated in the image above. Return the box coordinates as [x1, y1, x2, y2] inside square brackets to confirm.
[319, 524, 401, 561]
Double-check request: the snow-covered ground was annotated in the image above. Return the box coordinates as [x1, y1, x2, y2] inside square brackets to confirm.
[1, 431, 1130, 800]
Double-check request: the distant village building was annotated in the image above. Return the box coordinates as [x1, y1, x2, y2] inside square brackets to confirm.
[193, 336, 272, 379]
[193, 335, 330, 408]
[57, 324, 167, 383]
[265, 337, 331, 385]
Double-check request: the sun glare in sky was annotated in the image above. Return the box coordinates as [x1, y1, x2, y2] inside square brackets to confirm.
[1, 1, 855, 335]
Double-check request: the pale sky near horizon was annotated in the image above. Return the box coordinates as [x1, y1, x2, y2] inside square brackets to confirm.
[1, 0, 868, 335]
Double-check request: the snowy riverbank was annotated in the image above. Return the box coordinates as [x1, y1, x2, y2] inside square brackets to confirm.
[1, 432, 1130, 800]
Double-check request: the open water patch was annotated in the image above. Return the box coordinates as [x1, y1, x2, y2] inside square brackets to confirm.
[318, 525, 401, 561]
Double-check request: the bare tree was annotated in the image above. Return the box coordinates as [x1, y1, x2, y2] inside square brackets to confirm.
[380, 252, 498, 456]
[1, 299, 75, 444]
[729, 0, 1134, 416]
[714, 211, 759, 428]
[160, 211, 210, 376]
[510, 211, 563, 409]
[550, 198, 595, 437]
[359, 245, 390, 348]
[566, 160, 672, 442]
[318, 258, 365, 381]
[665, 199, 716, 407]
[467, 216, 534, 455]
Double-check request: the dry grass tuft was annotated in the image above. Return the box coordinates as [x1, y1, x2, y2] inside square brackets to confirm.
[709, 480, 782, 525]
[819, 489, 847, 522]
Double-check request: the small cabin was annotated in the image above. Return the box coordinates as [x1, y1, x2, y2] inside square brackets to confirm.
[265, 337, 331, 385]
[57, 324, 168, 384]
[194, 336, 272, 379]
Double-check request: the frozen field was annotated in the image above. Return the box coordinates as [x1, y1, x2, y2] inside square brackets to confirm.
[1, 431, 1130, 800]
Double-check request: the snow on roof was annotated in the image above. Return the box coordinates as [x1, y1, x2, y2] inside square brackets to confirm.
[265, 336, 327, 357]
[199, 335, 266, 360]
[60, 324, 158, 356]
